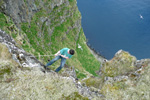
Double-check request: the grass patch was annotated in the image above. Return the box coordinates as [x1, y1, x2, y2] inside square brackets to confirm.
[75, 69, 86, 79]
[76, 29, 100, 76]
[61, 92, 89, 100]
[82, 77, 102, 88]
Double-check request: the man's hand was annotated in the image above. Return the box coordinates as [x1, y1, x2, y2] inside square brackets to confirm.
[66, 57, 69, 59]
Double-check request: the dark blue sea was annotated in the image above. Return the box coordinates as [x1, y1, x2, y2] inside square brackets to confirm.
[77, 0, 150, 60]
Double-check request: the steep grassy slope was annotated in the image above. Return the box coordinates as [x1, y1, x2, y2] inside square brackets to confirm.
[0, 0, 100, 79]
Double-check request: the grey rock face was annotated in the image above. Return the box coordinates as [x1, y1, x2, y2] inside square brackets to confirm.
[1, 0, 33, 26]
[135, 59, 150, 68]
[0, 29, 44, 69]
[0, 0, 67, 27]
[0, 0, 81, 46]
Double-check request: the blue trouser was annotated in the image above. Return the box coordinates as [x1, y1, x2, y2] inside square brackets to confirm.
[46, 56, 66, 72]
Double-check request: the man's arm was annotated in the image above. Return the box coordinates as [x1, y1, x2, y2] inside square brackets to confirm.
[55, 51, 69, 59]
[60, 55, 69, 59]
[55, 51, 61, 56]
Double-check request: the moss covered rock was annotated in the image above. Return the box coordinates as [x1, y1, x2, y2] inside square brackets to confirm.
[101, 64, 150, 100]
[101, 50, 136, 77]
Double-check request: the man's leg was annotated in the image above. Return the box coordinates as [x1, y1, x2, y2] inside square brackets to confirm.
[55, 58, 66, 72]
[45, 56, 61, 67]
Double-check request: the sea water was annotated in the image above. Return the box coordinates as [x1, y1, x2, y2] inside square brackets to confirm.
[77, 0, 150, 60]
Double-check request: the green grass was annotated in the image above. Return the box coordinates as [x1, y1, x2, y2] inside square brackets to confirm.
[0, 66, 11, 78]
[0, 13, 18, 38]
[82, 77, 102, 88]
[76, 29, 100, 76]
[75, 69, 86, 79]
[61, 92, 89, 100]
[69, 0, 74, 2]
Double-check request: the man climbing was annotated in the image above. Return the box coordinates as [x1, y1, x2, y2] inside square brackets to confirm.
[44, 48, 75, 72]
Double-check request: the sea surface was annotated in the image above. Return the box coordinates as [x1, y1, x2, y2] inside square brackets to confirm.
[77, 0, 150, 60]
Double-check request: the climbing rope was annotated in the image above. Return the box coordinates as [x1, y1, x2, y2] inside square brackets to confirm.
[29, 54, 54, 57]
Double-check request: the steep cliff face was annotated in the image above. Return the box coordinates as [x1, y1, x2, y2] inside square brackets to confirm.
[0, 0, 100, 78]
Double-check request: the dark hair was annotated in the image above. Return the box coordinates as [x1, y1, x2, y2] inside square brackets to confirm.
[69, 49, 75, 55]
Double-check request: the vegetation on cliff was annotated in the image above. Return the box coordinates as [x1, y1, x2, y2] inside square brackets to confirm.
[81, 50, 150, 100]
[0, 43, 103, 100]
[0, 0, 100, 79]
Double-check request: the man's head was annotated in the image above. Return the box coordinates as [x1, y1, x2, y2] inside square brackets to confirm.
[69, 49, 75, 55]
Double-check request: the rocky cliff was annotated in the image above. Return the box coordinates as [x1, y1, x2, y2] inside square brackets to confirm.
[0, 0, 150, 100]
[82, 50, 150, 100]
[0, 0, 100, 78]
